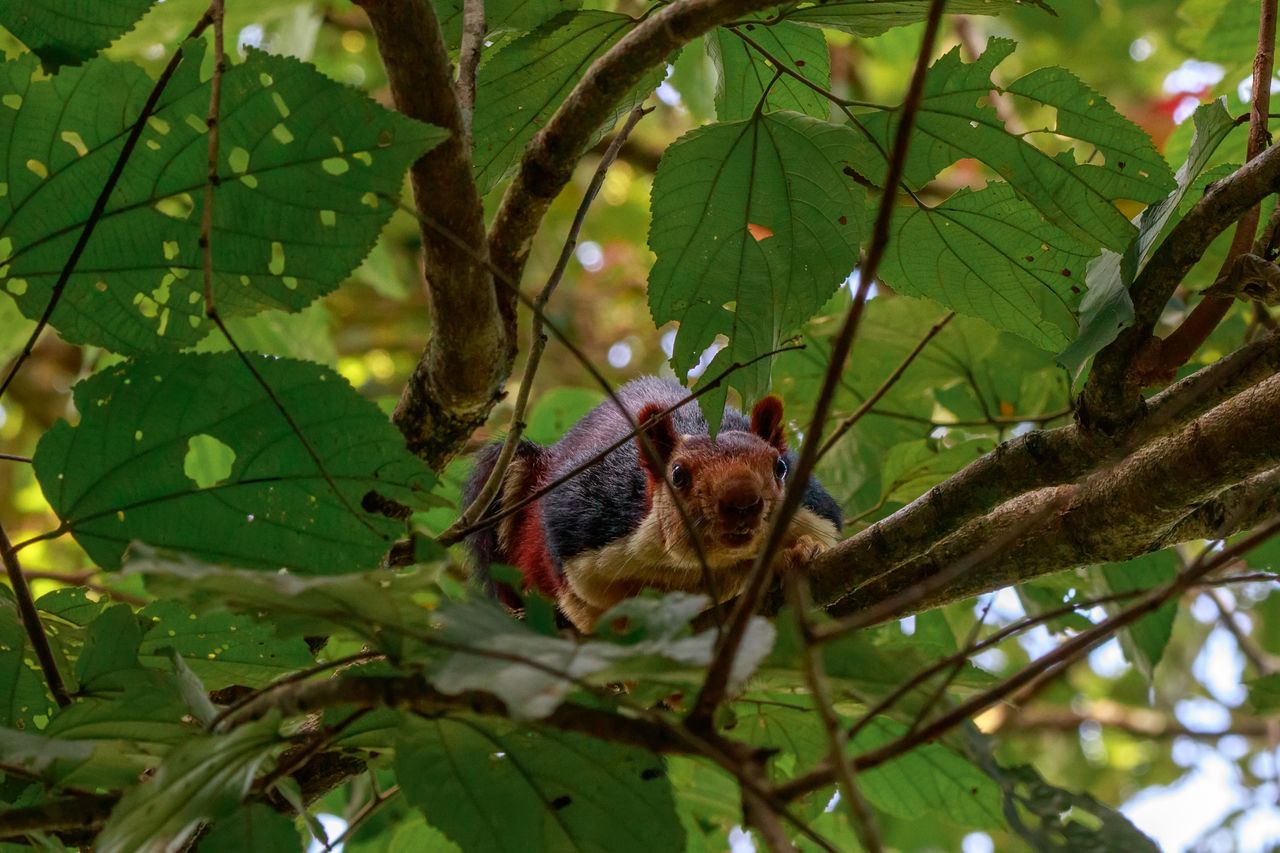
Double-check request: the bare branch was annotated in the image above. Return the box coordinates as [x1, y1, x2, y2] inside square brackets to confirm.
[0, 522, 69, 706]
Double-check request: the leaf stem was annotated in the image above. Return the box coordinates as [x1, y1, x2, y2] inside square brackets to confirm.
[0, 521, 70, 706]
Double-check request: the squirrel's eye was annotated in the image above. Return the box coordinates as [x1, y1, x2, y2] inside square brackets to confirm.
[670, 464, 691, 489]
[774, 458, 788, 480]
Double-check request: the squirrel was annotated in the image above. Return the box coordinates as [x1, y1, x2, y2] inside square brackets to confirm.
[462, 377, 843, 631]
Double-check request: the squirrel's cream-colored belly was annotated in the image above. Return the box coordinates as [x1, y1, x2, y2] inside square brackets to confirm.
[559, 507, 840, 630]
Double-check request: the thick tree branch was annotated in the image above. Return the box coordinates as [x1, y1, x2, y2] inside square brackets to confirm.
[811, 369, 1280, 617]
[357, 0, 512, 470]
[1081, 139, 1280, 434]
[487, 0, 786, 284]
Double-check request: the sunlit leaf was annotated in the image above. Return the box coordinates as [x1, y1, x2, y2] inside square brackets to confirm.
[780, 0, 1052, 36]
[707, 22, 831, 121]
[0, 0, 155, 70]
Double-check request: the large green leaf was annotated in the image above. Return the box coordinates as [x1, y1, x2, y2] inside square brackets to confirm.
[861, 39, 1174, 253]
[1177, 0, 1260, 67]
[779, 0, 1051, 36]
[0, 0, 155, 70]
[850, 716, 1004, 830]
[199, 803, 304, 853]
[95, 718, 283, 853]
[879, 183, 1097, 350]
[473, 11, 662, 193]
[74, 604, 143, 690]
[1246, 672, 1280, 715]
[648, 111, 865, 430]
[396, 717, 683, 853]
[138, 601, 315, 690]
[0, 44, 445, 353]
[707, 23, 831, 121]
[33, 353, 437, 573]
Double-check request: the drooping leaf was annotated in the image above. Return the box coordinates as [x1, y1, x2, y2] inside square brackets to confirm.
[1060, 99, 1236, 376]
[32, 353, 437, 573]
[707, 22, 831, 121]
[0, 44, 446, 353]
[1099, 550, 1178, 681]
[0, 0, 155, 70]
[649, 111, 865, 430]
[95, 718, 283, 853]
[849, 716, 1004, 830]
[473, 11, 663, 193]
[861, 39, 1175, 253]
[879, 183, 1097, 350]
[780, 0, 1052, 36]
[137, 601, 314, 690]
[396, 717, 683, 853]
[199, 803, 304, 853]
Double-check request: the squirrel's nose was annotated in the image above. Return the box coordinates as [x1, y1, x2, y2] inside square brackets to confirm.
[720, 492, 764, 522]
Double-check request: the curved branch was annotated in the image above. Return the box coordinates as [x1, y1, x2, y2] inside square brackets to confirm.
[357, 0, 512, 469]
[487, 0, 786, 284]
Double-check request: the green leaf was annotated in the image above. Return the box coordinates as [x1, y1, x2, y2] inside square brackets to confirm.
[1060, 99, 1236, 376]
[780, 0, 1051, 36]
[1246, 672, 1280, 715]
[707, 23, 831, 121]
[138, 601, 314, 690]
[32, 353, 437, 573]
[862, 39, 1174, 252]
[879, 437, 994, 505]
[0, 45, 446, 353]
[0, 0, 155, 70]
[730, 696, 830, 781]
[0, 650, 54, 730]
[473, 11, 662, 193]
[880, 183, 1097, 350]
[1099, 550, 1177, 680]
[0, 728, 96, 786]
[1177, 0, 1260, 67]
[126, 550, 442, 653]
[523, 387, 604, 444]
[850, 716, 1004, 830]
[44, 673, 195, 746]
[648, 111, 865, 430]
[199, 803, 303, 853]
[75, 604, 143, 690]
[396, 717, 683, 853]
[193, 302, 337, 366]
[96, 718, 283, 853]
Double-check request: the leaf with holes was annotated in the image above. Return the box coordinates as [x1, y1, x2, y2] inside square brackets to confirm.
[473, 11, 664, 193]
[95, 718, 282, 853]
[0, 43, 445, 353]
[0, 0, 156, 71]
[396, 717, 682, 853]
[707, 22, 831, 121]
[779, 0, 1052, 36]
[32, 353, 437, 574]
[137, 601, 315, 690]
[861, 39, 1174, 252]
[648, 111, 865, 431]
[879, 183, 1097, 350]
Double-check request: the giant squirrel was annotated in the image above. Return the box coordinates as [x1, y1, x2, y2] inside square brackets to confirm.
[463, 377, 843, 630]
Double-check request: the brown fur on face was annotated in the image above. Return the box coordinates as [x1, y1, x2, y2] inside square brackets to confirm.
[636, 396, 790, 568]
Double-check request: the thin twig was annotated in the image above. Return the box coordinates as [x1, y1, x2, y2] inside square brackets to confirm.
[1206, 587, 1276, 675]
[818, 311, 953, 460]
[687, 0, 949, 730]
[22, 568, 147, 607]
[324, 784, 401, 851]
[457, 0, 485, 137]
[0, 8, 215, 404]
[0, 452, 31, 463]
[448, 106, 651, 538]
[0, 522, 69, 706]
[211, 651, 383, 732]
[785, 572, 883, 853]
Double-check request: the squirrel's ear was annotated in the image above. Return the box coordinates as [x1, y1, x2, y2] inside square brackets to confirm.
[635, 403, 678, 475]
[751, 396, 787, 451]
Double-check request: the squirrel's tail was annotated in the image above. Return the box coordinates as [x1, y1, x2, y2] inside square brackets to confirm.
[460, 438, 546, 604]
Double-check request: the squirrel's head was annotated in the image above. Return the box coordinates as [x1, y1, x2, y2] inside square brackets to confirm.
[635, 397, 790, 567]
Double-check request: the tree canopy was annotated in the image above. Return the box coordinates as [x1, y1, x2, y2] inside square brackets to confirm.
[1, 0, 1279, 850]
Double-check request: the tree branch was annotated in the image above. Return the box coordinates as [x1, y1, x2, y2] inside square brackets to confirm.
[356, 0, 512, 470]
[810, 369, 1280, 618]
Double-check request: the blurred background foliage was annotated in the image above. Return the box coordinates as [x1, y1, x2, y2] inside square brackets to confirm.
[2, 0, 1280, 849]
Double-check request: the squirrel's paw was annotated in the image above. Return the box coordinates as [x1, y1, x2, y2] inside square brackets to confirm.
[776, 534, 825, 573]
